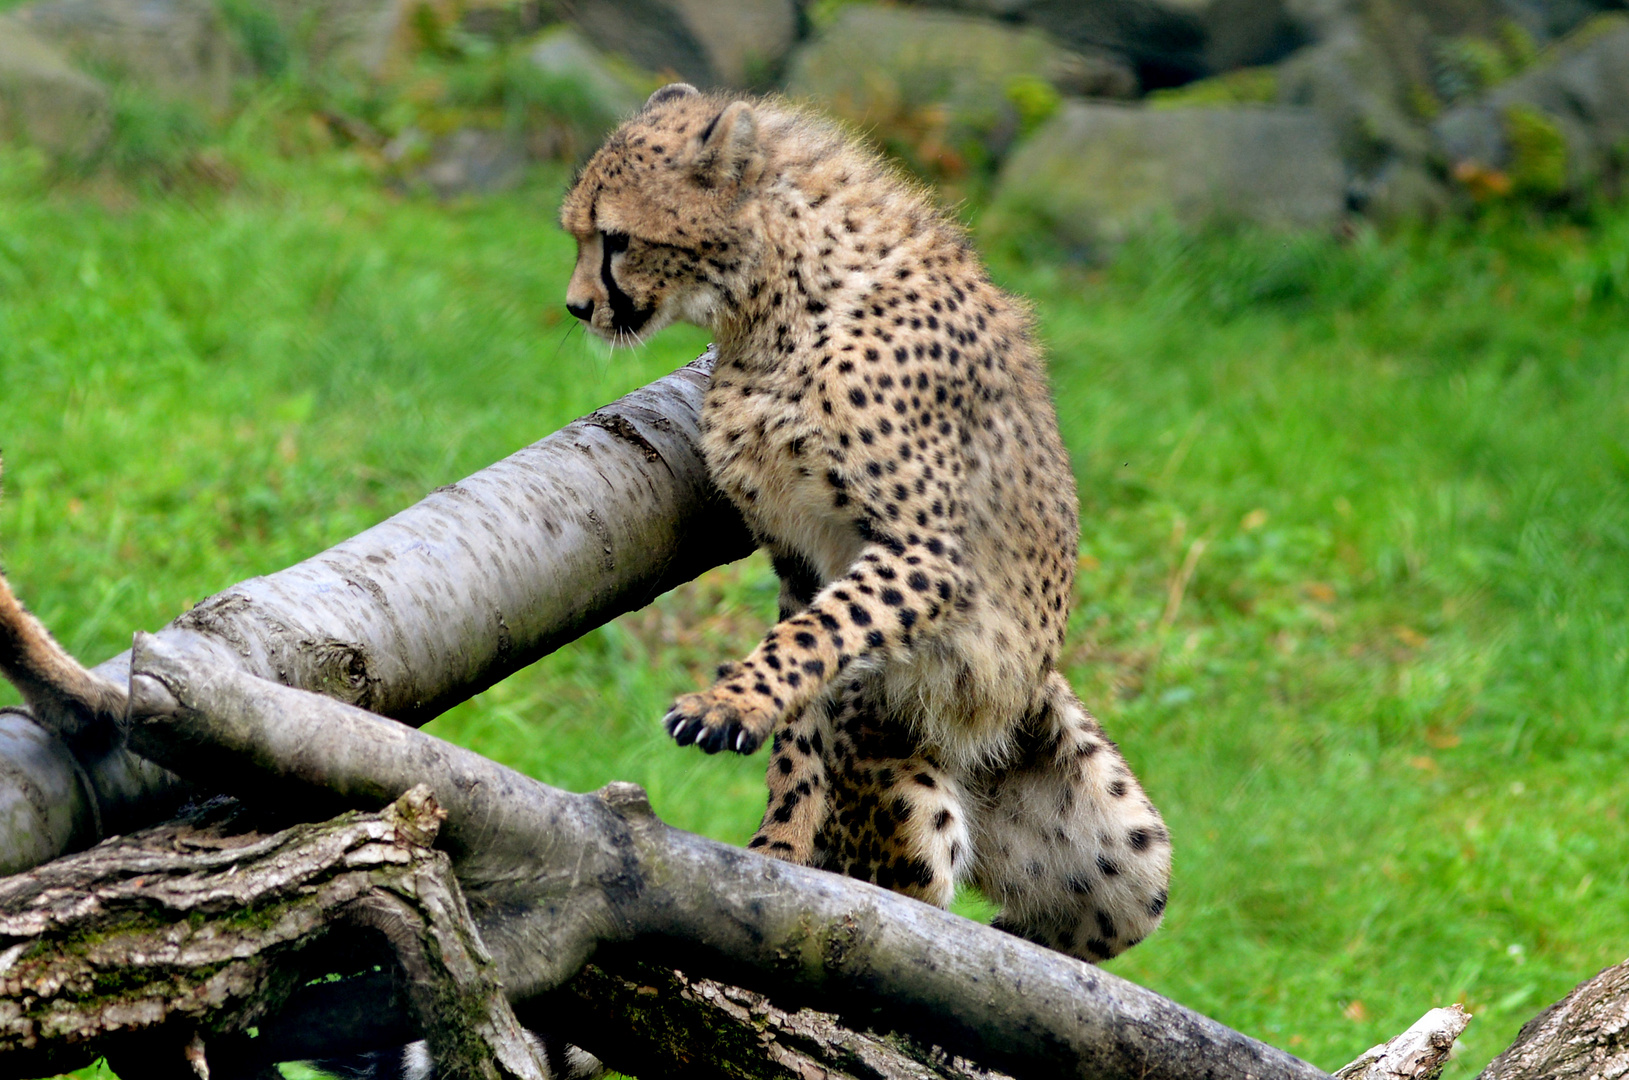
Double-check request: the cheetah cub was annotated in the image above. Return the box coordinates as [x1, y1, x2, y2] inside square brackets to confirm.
[561, 85, 1170, 961]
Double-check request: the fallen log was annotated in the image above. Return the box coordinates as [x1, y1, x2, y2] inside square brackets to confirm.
[120, 629, 1336, 1080]
[0, 350, 753, 876]
[0, 786, 547, 1080]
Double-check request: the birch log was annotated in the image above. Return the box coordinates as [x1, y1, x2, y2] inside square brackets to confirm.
[0, 350, 753, 876]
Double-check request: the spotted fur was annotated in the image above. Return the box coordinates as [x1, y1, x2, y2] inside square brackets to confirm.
[561, 85, 1171, 961]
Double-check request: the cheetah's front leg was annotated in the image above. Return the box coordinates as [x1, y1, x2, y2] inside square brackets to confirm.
[663, 538, 964, 754]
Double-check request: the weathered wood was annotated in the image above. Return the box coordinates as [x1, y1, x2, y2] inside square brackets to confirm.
[549, 960, 1013, 1080]
[0, 787, 546, 1080]
[0, 350, 753, 876]
[120, 630, 1336, 1080]
[1334, 1006, 1470, 1080]
[1477, 958, 1629, 1080]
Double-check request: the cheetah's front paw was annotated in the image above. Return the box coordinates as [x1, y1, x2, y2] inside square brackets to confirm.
[662, 679, 777, 755]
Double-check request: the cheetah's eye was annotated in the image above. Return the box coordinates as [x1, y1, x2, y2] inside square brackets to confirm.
[602, 230, 631, 255]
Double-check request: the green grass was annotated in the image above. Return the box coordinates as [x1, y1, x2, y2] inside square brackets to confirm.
[1, 112, 1626, 1078]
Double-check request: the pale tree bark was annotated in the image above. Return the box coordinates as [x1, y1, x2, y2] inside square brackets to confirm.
[1333, 1007, 1470, 1080]
[0, 350, 752, 876]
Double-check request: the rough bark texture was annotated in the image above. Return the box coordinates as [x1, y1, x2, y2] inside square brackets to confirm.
[548, 960, 1012, 1080]
[119, 631, 1336, 1080]
[0, 786, 546, 1080]
[1478, 958, 1629, 1080]
[0, 349, 753, 876]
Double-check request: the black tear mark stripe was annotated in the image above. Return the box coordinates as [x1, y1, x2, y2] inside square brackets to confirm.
[600, 230, 654, 334]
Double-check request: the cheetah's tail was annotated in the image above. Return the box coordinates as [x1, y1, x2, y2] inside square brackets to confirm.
[0, 455, 128, 741]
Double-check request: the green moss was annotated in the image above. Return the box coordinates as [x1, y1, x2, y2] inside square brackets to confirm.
[1148, 67, 1277, 110]
[217, 0, 291, 77]
[1004, 75, 1059, 138]
[1561, 11, 1629, 48]
[1504, 103, 1568, 197]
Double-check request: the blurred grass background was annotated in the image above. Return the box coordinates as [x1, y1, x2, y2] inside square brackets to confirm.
[1, 71, 1627, 1079]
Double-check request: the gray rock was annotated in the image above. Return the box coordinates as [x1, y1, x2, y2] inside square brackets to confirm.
[661, 0, 799, 88]
[563, 0, 799, 88]
[1276, 22, 1431, 177]
[987, 101, 1345, 249]
[251, 0, 406, 75]
[921, 0, 1208, 87]
[1432, 16, 1629, 197]
[1202, 0, 1310, 72]
[525, 23, 656, 155]
[414, 127, 528, 198]
[0, 14, 111, 156]
[527, 23, 648, 122]
[13, 0, 246, 114]
[786, 5, 1136, 174]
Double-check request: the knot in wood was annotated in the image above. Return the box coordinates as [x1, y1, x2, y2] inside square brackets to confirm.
[596, 781, 654, 818]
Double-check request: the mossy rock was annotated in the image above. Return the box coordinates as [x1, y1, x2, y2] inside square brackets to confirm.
[785, 4, 1135, 182]
[12, 0, 247, 116]
[1432, 15, 1629, 202]
[986, 101, 1345, 254]
[0, 14, 110, 158]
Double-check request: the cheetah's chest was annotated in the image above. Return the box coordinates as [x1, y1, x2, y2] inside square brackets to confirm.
[702, 378, 860, 584]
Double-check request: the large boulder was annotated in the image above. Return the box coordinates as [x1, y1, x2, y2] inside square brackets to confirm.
[411, 126, 529, 198]
[12, 0, 246, 115]
[1269, 0, 1627, 216]
[1432, 16, 1629, 199]
[562, 0, 800, 88]
[0, 14, 111, 156]
[986, 101, 1345, 250]
[1202, 0, 1310, 72]
[786, 4, 1136, 178]
[921, 0, 1208, 88]
[524, 23, 655, 152]
[249, 0, 436, 76]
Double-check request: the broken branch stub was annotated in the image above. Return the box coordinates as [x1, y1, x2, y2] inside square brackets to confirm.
[0, 349, 753, 875]
[1333, 1006, 1471, 1080]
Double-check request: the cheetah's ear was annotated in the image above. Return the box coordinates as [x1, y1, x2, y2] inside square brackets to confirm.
[645, 83, 699, 110]
[691, 100, 764, 190]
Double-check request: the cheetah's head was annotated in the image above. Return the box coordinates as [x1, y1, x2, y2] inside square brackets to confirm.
[560, 84, 769, 346]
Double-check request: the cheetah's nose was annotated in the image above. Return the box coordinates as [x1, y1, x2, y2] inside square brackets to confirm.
[566, 299, 594, 322]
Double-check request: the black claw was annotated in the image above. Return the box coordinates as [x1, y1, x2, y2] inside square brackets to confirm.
[699, 726, 728, 754]
[672, 719, 699, 746]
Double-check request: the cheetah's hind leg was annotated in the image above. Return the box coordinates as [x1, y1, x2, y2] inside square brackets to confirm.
[801, 679, 971, 907]
[969, 672, 1171, 963]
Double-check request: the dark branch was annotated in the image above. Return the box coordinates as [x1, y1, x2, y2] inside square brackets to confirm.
[123, 631, 1333, 1080]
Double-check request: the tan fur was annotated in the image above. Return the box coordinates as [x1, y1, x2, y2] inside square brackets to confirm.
[561, 86, 1170, 960]
[0, 459, 128, 740]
